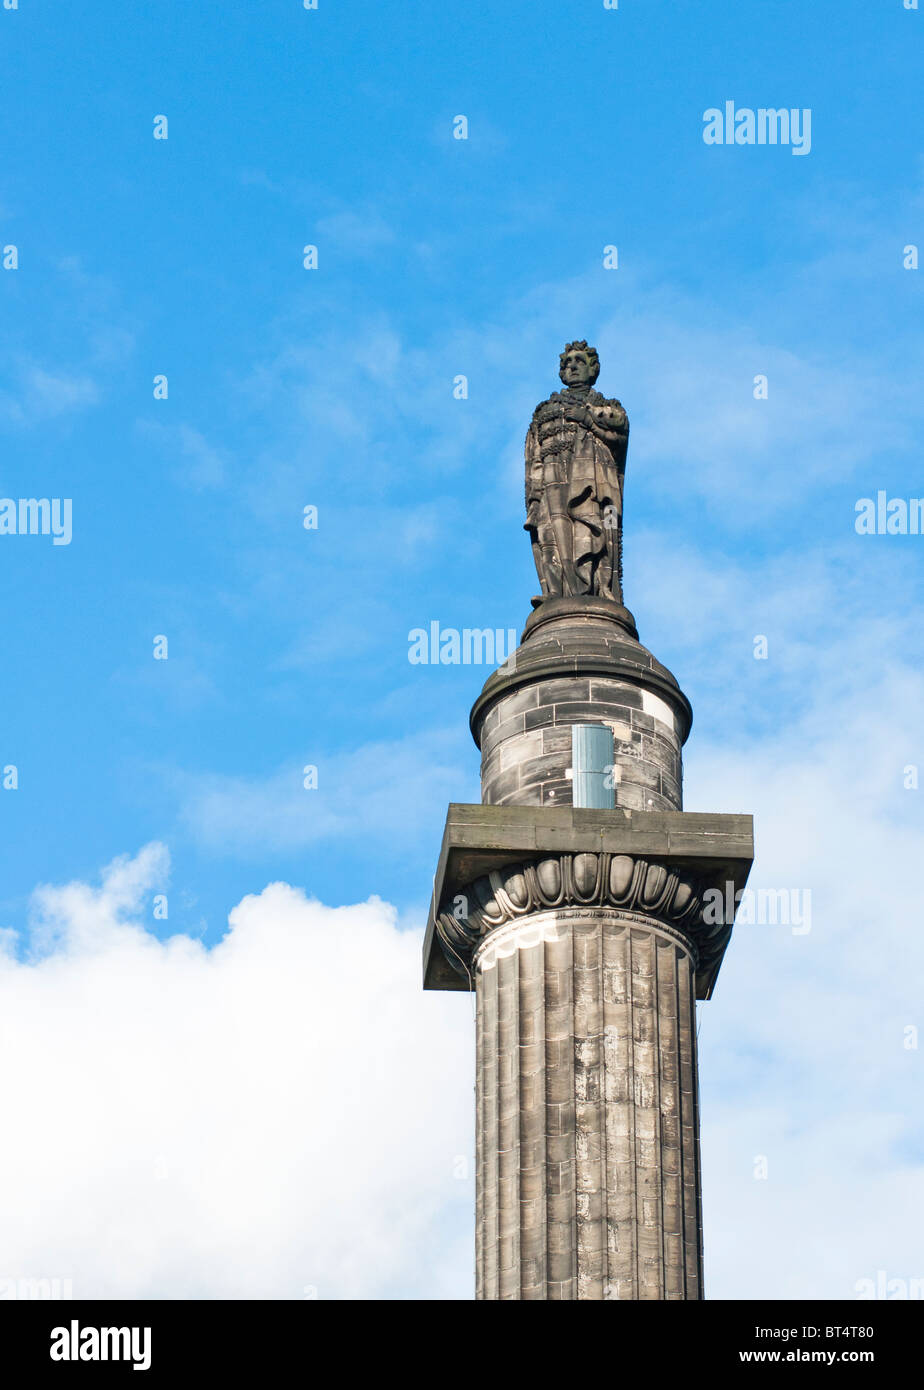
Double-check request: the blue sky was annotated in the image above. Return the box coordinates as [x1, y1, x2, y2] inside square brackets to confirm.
[1, 0, 923, 1298]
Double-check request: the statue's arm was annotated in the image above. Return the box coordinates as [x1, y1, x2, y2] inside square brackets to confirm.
[524, 421, 542, 526]
[587, 399, 629, 453]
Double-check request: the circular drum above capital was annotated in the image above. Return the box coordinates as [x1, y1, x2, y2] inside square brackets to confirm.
[471, 602, 692, 813]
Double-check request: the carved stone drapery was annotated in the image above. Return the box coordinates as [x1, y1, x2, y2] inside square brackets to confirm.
[525, 342, 629, 604]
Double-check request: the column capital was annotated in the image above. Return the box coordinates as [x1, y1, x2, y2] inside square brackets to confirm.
[424, 804, 753, 1000]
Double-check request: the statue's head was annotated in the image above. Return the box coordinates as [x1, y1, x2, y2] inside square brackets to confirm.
[559, 340, 600, 388]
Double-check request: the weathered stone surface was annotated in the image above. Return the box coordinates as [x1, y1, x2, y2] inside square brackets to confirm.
[474, 603, 691, 813]
[423, 803, 754, 1001]
[475, 908, 702, 1300]
[524, 343, 629, 604]
[424, 351, 754, 1299]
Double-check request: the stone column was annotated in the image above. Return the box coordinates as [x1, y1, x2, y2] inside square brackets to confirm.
[423, 601, 753, 1301]
[475, 908, 701, 1300]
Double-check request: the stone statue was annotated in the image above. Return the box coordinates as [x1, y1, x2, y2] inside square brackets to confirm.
[524, 341, 629, 604]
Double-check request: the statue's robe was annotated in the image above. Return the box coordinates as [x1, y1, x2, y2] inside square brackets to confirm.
[524, 387, 629, 601]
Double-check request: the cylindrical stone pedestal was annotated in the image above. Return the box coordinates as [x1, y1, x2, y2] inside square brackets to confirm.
[474, 907, 702, 1301]
[470, 598, 692, 813]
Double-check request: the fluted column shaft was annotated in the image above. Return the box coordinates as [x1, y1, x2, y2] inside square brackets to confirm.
[474, 907, 702, 1300]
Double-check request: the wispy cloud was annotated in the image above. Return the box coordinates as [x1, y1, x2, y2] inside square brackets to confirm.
[0, 362, 99, 426]
[175, 727, 476, 857]
[138, 421, 228, 490]
[315, 208, 397, 257]
[692, 657, 924, 1296]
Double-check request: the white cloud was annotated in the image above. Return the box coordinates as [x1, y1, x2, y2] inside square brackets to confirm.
[0, 364, 99, 426]
[4, 629, 924, 1302]
[614, 534, 924, 1295]
[161, 578, 924, 1301]
[0, 846, 473, 1299]
[174, 425, 226, 490]
[0, 259, 135, 427]
[594, 301, 920, 510]
[176, 728, 477, 857]
[138, 421, 227, 490]
[691, 651, 924, 1297]
[315, 209, 397, 257]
